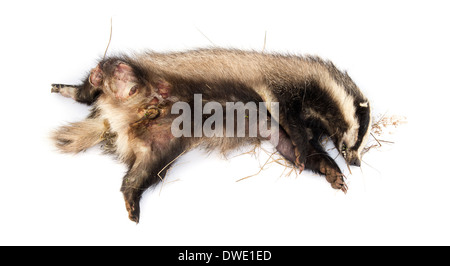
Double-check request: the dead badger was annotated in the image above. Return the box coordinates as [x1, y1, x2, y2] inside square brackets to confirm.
[51, 49, 371, 223]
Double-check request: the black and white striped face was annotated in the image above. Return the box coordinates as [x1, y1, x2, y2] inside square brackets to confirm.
[339, 102, 371, 167]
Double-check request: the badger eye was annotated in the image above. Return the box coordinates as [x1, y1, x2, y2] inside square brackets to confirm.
[341, 143, 347, 151]
[129, 85, 138, 96]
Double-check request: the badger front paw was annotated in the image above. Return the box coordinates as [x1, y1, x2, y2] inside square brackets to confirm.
[319, 162, 347, 193]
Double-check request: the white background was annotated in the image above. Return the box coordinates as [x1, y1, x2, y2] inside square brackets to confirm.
[0, 0, 449, 245]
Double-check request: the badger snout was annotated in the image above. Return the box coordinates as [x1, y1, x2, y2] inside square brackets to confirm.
[349, 157, 361, 167]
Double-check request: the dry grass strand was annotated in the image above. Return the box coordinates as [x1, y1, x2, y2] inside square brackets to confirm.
[103, 17, 113, 60]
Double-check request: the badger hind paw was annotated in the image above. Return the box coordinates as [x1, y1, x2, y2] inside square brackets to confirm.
[51, 84, 78, 100]
[124, 197, 140, 224]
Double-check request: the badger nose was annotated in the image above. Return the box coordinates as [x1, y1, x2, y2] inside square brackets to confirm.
[350, 158, 361, 167]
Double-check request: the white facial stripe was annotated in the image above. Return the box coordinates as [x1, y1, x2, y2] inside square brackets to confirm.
[343, 123, 359, 149]
[316, 70, 359, 139]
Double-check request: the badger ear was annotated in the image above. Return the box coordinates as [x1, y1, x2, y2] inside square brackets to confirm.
[359, 102, 369, 108]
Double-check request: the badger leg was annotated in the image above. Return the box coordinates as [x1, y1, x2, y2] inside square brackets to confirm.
[51, 64, 103, 105]
[51, 83, 79, 99]
[276, 101, 309, 171]
[303, 118, 347, 192]
[305, 139, 347, 193]
[274, 119, 346, 192]
[273, 127, 301, 167]
[273, 127, 307, 173]
[120, 139, 189, 223]
[121, 157, 150, 224]
[51, 81, 101, 105]
[51, 117, 105, 153]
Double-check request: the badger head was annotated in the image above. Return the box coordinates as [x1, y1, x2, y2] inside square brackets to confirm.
[337, 101, 372, 167]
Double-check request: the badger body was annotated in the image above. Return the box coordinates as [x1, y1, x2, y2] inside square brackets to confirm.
[51, 48, 371, 223]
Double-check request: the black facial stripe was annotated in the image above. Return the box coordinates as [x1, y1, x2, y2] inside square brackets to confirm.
[351, 102, 370, 151]
[284, 79, 349, 130]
